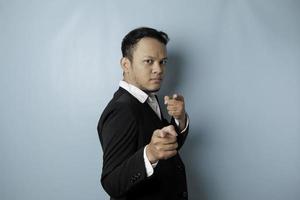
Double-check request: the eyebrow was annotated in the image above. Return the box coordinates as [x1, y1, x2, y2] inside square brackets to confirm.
[143, 56, 168, 60]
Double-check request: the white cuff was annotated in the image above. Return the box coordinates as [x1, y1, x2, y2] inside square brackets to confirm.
[143, 146, 158, 177]
[174, 113, 189, 133]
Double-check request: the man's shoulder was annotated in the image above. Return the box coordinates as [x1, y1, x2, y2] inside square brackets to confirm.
[102, 88, 141, 117]
[111, 87, 140, 106]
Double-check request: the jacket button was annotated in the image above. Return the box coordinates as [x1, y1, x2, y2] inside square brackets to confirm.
[130, 177, 136, 183]
[182, 191, 188, 199]
[177, 165, 184, 171]
[133, 172, 141, 179]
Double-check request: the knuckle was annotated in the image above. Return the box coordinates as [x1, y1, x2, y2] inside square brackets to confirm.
[158, 152, 164, 159]
[162, 154, 169, 160]
[157, 146, 162, 151]
[174, 143, 178, 149]
[154, 144, 160, 150]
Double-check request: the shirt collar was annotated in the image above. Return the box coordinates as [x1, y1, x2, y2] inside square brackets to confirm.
[119, 80, 150, 103]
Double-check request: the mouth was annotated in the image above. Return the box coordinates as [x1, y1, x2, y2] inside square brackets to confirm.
[150, 78, 163, 83]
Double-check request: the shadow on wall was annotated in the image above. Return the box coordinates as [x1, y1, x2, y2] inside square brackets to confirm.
[158, 50, 183, 122]
[158, 50, 209, 200]
[158, 50, 184, 111]
[184, 125, 210, 200]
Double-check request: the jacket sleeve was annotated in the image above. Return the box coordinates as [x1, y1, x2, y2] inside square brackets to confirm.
[98, 102, 147, 198]
[170, 117, 189, 150]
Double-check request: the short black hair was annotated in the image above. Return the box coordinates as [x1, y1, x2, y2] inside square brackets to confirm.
[121, 27, 169, 60]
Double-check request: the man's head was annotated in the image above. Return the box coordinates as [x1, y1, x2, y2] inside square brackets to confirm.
[121, 27, 169, 93]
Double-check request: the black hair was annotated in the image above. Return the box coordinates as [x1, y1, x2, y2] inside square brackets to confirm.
[121, 27, 169, 60]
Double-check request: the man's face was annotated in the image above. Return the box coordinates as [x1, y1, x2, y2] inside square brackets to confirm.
[123, 37, 167, 93]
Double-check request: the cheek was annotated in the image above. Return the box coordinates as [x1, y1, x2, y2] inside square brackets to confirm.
[161, 66, 166, 74]
[137, 67, 151, 76]
[132, 68, 148, 82]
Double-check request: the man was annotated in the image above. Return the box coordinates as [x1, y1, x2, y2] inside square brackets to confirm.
[97, 27, 189, 200]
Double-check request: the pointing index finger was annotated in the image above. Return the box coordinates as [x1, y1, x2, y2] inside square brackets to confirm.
[164, 96, 170, 105]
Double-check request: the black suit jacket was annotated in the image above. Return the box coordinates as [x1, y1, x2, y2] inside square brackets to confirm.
[97, 87, 189, 200]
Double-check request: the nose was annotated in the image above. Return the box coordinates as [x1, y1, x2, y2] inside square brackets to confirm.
[152, 61, 164, 74]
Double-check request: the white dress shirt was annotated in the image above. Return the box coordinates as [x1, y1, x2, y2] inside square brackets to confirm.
[119, 80, 189, 177]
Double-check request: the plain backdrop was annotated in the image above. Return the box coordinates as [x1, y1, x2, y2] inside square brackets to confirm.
[1, 0, 299, 200]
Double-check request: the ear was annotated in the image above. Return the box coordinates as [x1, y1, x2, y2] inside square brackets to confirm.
[120, 57, 131, 73]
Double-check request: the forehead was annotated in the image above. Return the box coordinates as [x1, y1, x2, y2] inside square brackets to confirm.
[133, 37, 167, 58]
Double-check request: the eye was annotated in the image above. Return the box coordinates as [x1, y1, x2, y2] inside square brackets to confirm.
[160, 59, 168, 65]
[144, 59, 153, 65]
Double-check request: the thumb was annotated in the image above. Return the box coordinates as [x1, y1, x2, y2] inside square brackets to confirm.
[173, 94, 184, 101]
[162, 125, 178, 137]
[154, 129, 167, 138]
[159, 131, 167, 138]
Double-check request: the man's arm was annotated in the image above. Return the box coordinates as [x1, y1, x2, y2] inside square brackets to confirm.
[165, 94, 189, 149]
[98, 103, 146, 198]
[171, 116, 189, 150]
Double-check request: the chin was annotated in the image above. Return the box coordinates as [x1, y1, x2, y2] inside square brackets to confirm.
[144, 87, 160, 93]
[150, 89, 160, 93]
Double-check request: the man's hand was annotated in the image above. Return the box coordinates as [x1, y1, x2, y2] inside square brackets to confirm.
[146, 125, 178, 164]
[164, 94, 186, 130]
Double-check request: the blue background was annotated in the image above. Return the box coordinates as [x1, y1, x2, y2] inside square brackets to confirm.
[1, 0, 299, 199]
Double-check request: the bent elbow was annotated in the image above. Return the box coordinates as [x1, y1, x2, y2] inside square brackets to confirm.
[101, 176, 127, 198]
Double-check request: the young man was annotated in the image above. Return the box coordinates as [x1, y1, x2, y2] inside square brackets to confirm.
[97, 27, 189, 200]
